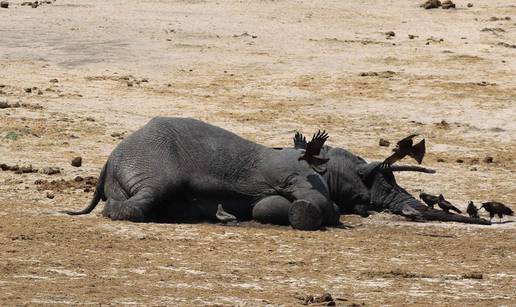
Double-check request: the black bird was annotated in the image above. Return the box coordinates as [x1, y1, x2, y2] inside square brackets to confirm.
[437, 194, 462, 214]
[382, 134, 426, 166]
[216, 204, 237, 223]
[419, 192, 439, 208]
[297, 130, 330, 173]
[467, 201, 479, 218]
[479, 202, 513, 222]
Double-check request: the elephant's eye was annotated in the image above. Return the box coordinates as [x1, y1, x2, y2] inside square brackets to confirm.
[272, 147, 283, 150]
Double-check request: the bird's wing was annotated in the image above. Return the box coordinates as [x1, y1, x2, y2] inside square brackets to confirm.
[299, 130, 329, 166]
[409, 139, 426, 164]
[396, 134, 418, 149]
[293, 131, 307, 150]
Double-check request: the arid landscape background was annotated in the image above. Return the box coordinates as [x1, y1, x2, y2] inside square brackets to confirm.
[1, 0, 515, 305]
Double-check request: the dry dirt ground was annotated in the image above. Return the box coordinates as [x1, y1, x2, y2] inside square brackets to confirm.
[1, 0, 515, 305]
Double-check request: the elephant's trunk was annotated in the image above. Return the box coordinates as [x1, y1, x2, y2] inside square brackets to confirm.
[393, 196, 491, 225]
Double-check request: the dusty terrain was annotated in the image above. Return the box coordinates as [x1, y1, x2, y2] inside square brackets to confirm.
[1, 0, 515, 305]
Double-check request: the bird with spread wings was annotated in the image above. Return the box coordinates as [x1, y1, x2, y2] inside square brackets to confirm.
[382, 134, 426, 166]
[294, 130, 330, 173]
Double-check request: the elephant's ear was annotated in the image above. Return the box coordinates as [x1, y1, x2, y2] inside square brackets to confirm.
[293, 131, 307, 150]
[357, 163, 380, 179]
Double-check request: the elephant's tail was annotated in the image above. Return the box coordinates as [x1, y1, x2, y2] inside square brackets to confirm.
[60, 163, 107, 215]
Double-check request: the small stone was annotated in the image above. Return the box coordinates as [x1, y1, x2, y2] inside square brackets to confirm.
[470, 166, 477, 171]
[385, 31, 395, 38]
[462, 272, 482, 279]
[437, 158, 446, 163]
[24, 88, 32, 93]
[467, 3, 473, 7]
[421, 0, 441, 9]
[379, 138, 390, 147]
[456, 159, 464, 163]
[39, 167, 61, 175]
[71, 156, 82, 167]
[127, 81, 133, 87]
[483, 156, 494, 163]
[0, 1, 9, 9]
[408, 34, 417, 39]
[85, 117, 95, 122]
[74, 176, 84, 182]
[441, 0, 456, 9]
[49, 78, 59, 83]
[46, 192, 55, 199]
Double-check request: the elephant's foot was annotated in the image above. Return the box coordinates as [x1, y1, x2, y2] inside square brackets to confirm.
[288, 200, 323, 231]
[102, 199, 147, 222]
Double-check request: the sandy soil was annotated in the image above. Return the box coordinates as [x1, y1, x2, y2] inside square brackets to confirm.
[1, 0, 515, 305]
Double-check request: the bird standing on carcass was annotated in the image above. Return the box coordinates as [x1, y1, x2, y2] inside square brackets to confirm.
[419, 192, 439, 209]
[479, 202, 513, 222]
[437, 195, 462, 214]
[467, 201, 480, 219]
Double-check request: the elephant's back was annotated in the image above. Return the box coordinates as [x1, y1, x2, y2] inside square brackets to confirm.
[107, 117, 267, 195]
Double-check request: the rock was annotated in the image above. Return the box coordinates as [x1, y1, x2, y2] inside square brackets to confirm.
[312, 293, 333, 304]
[456, 159, 464, 163]
[49, 78, 59, 83]
[483, 156, 494, 163]
[470, 166, 477, 171]
[379, 138, 390, 147]
[467, 3, 473, 7]
[39, 167, 61, 175]
[24, 88, 32, 93]
[71, 156, 82, 167]
[385, 31, 395, 38]
[46, 192, 55, 199]
[421, 0, 441, 9]
[0, 1, 8, 9]
[408, 34, 417, 39]
[0, 101, 9, 109]
[16, 165, 38, 174]
[110, 132, 125, 139]
[462, 272, 482, 279]
[441, 0, 456, 9]
[85, 117, 95, 122]
[498, 42, 516, 49]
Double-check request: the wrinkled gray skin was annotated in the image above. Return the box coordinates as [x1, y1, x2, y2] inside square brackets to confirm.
[64, 117, 490, 230]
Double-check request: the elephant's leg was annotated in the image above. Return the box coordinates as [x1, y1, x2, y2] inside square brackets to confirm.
[252, 196, 323, 230]
[252, 195, 292, 226]
[288, 200, 323, 230]
[102, 188, 158, 222]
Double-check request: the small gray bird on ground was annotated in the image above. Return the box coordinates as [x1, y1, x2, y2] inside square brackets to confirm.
[437, 194, 462, 214]
[467, 201, 479, 218]
[216, 204, 237, 223]
[479, 202, 513, 222]
[419, 192, 439, 208]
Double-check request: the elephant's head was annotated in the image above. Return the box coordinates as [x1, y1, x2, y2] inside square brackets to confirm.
[321, 147, 490, 225]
